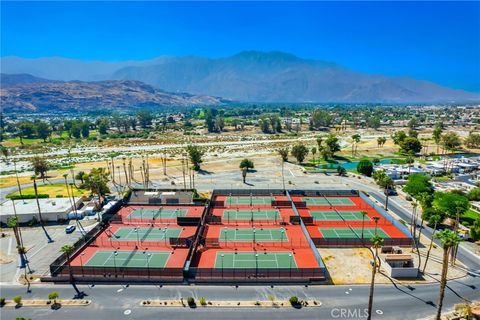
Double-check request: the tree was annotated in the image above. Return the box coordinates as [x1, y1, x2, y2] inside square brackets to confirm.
[464, 132, 480, 149]
[351, 134, 361, 156]
[432, 127, 443, 154]
[470, 218, 480, 241]
[336, 166, 346, 176]
[434, 230, 461, 320]
[241, 167, 248, 184]
[80, 121, 90, 138]
[18, 121, 35, 143]
[291, 144, 308, 163]
[377, 137, 386, 148]
[214, 115, 225, 132]
[323, 134, 341, 159]
[7, 215, 27, 268]
[277, 148, 289, 162]
[32, 157, 49, 180]
[186, 145, 204, 171]
[442, 132, 462, 153]
[35, 121, 52, 142]
[70, 122, 82, 139]
[204, 108, 217, 133]
[97, 118, 109, 135]
[404, 174, 433, 196]
[367, 234, 384, 320]
[1, 145, 9, 161]
[367, 116, 381, 130]
[75, 171, 87, 185]
[408, 116, 419, 129]
[136, 109, 153, 128]
[467, 187, 480, 201]
[391, 130, 407, 145]
[48, 292, 59, 305]
[422, 211, 444, 273]
[239, 159, 254, 170]
[399, 137, 422, 154]
[83, 168, 110, 202]
[432, 191, 470, 220]
[32, 176, 53, 243]
[309, 109, 332, 130]
[311, 147, 317, 163]
[61, 244, 75, 287]
[372, 170, 394, 209]
[357, 160, 373, 177]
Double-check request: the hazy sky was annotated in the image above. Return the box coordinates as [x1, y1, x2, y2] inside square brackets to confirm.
[1, 1, 479, 92]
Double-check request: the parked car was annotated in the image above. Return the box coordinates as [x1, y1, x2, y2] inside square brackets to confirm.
[65, 225, 76, 234]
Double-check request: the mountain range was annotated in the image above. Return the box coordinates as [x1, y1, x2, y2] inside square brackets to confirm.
[1, 51, 479, 104]
[0, 74, 227, 112]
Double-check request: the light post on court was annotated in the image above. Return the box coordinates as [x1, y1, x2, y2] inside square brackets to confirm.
[144, 251, 151, 279]
[221, 253, 225, 279]
[134, 227, 140, 246]
[164, 227, 168, 245]
[289, 253, 292, 278]
[223, 227, 228, 247]
[281, 228, 285, 247]
[255, 253, 259, 278]
[113, 250, 118, 276]
[253, 227, 256, 245]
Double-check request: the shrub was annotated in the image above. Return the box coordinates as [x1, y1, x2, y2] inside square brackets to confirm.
[13, 295, 22, 305]
[254, 301, 261, 306]
[239, 159, 254, 170]
[48, 292, 59, 303]
[289, 296, 299, 306]
[0, 297, 5, 306]
[8, 194, 49, 200]
[186, 296, 195, 307]
[357, 160, 373, 177]
[199, 297, 207, 306]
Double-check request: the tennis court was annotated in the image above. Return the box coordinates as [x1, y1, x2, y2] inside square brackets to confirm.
[222, 209, 280, 220]
[225, 197, 273, 205]
[219, 228, 288, 242]
[112, 227, 182, 241]
[128, 208, 187, 219]
[302, 197, 355, 206]
[214, 251, 297, 269]
[84, 250, 171, 268]
[319, 227, 389, 239]
[310, 210, 370, 221]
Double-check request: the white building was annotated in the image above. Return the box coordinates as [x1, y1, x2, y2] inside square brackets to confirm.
[0, 197, 82, 224]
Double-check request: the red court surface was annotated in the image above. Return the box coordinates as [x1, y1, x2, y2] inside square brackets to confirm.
[295, 195, 411, 246]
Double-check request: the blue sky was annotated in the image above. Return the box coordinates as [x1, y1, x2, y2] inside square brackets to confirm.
[1, 1, 479, 92]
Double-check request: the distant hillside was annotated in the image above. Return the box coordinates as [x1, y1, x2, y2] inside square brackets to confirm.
[0, 74, 228, 113]
[2, 51, 479, 103]
[1, 73, 56, 86]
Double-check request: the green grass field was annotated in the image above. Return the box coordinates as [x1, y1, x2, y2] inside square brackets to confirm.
[6, 183, 87, 199]
[214, 251, 297, 269]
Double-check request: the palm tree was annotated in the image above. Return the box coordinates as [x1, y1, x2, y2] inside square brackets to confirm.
[32, 176, 53, 243]
[434, 230, 461, 320]
[422, 214, 443, 273]
[311, 147, 317, 164]
[352, 134, 361, 156]
[367, 234, 384, 320]
[7, 216, 27, 268]
[372, 216, 380, 234]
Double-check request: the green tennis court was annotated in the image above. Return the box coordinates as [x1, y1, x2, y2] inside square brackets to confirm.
[128, 208, 187, 219]
[225, 197, 273, 205]
[112, 227, 182, 241]
[319, 227, 389, 239]
[84, 250, 171, 268]
[310, 210, 370, 221]
[302, 197, 355, 206]
[222, 209, 280, 220]
[219, 228, 288, 242]
[214, 251, 297, 269]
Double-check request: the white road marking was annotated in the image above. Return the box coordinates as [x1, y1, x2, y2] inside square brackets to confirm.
[288, 169, 295, 177]
[376, 309, 383, 315]
[7, 237, 13, 255]
[123, 309, 131, 315]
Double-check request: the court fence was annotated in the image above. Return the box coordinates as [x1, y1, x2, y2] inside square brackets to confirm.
[55, 265, 184, 280]
[312, 237, 412, 247]
[191, 267, 324, 281]
[92, 237, 194, 248]
[288, 189, 359, 197]
[203, 237, 310, 249]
